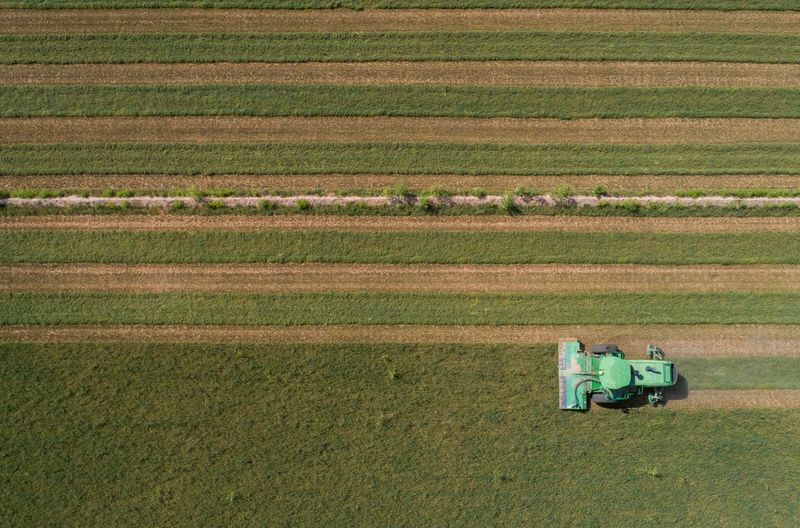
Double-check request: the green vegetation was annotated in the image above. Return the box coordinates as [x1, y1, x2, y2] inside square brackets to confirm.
[8, 85, 800, 118]
[2, 0, 798, 8]
[5, 32, 800, 64]
[6, 143, 800, 175]
[4, 291, 800, 324]
[1, 342, 798, 526]
[6, 230, 800, 264]
[679, 357, 800, 390]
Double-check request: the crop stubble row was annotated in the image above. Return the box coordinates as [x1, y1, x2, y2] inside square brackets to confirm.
[6, 116, 800, 144]
[3, 9, 800, 35]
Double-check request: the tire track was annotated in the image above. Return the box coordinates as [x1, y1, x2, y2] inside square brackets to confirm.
[5, 174, 798, 195]
[7, 116, 800, 145]
[3, 214, 799, 232]
[3, 324, 799, 358]
[5, 61, 800, 87]
[3, 8, 799, 34]
[6, 263, 800, 293]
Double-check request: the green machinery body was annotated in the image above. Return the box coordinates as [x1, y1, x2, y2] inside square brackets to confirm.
[558, 339, 677, 411]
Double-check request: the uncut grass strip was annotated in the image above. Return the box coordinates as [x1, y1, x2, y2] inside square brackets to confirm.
[2, 0, 800, 9]
[7, 62, 800, 88]
[4, 216, 800, 233]
[677, 358, 800, 390]
[7, 143, 800, 175]
[5, 32, 800, 65]
[9, 86, 800, 119]
[4, 291, 800, 325]
[5, 9, 800, 35]
[5, 230, 800, 264]
[2, 341, 799, 527]
[4, 324, 800, 357]
[7, 263, 800, 293]
[10, 117, 800, 145]
[6, 174, 800, 195]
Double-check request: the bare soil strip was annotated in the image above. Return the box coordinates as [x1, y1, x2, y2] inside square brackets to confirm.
[5, 174, 798, 194]
[5, 61, 800, 88]
[7, 116, 800, 145]
[4, 214, 799, 232]
[663, 390, 800, 409]
[3, 8, 800, 35]
[3, 324, 799, 359]
[6, 263, 799, 293]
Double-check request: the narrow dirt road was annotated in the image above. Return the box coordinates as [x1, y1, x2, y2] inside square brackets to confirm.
[7, 117, 800, 145]
[3, 214, 799, 233]
[3, 324, 799, 358]
[5, 61, 800, 88]
[3, 8, 799, 34]
[5, 263, 800, 293]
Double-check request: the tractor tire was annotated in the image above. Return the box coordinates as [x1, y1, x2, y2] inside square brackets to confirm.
[591, 344, 618, 355]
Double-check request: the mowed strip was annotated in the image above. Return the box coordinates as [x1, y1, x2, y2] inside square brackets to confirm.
[3, 8, 800, 34]
[6, 263, 800, 293]
[662, 390, 800, 409]
[5, 215, 800, 233]
[8, 174, 799, 195]
[7, 117, 800, 144]
[6, 62, 800, 88]
[3, 324, 800, 358]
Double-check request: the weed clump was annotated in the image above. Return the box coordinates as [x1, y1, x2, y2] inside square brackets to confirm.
[295, 198, 312, 211]
[500, 193, 520, 215]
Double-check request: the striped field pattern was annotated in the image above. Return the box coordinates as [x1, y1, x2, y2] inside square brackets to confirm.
[2, 4, 800, 526]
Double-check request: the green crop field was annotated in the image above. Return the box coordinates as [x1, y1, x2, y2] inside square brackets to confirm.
[2, 2, 800, 525]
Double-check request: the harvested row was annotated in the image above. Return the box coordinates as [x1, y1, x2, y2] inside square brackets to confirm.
[6, 263, 800, 293]
[658, 390, 800, 409]
[3, 324, 800, 357]
[7, 174, 798, 195]
[8, 116, 800, 144]
[6, 32, 800, 64]
[4, 8, 800, 35]
[6, 61, 800, 88]
[7, 143, 800, 175]
[5, 214, 800, 232]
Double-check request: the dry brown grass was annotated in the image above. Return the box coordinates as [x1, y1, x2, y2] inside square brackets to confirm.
[5, 263, 799, 293]
[4, 214, 800, 232]
[2, 8, 799, 34]
[662, 390, 800, 409]
[5, 61, 799, 88]
[6, 116, 800, 145]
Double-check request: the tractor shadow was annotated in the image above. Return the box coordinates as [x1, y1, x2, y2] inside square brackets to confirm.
[592, 375, 690, 410]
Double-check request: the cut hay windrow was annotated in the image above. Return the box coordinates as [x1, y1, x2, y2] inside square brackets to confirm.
[6, 142, 800, 175]
[5, 263, 800, 293]
[4, 291, 800, 325]
[3, 8, 800, 35]
[6, 61, 800, 88]
[4, 32, 800, 64]
[7, 116, 800, 145]
[4, 324, 800, 357]
[5, 215, 800, 233]
[6, 173, 798, 195]
[4, 229, 800, 264]
[7, 85, 800, 119]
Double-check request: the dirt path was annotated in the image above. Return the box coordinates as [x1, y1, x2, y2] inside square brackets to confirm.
[3, 8, 799, 34]
[6, 174, 798, 195]
[8, 116, 800, 145]
[5, 61, 800, 88]
[2, 324, 799, 358]
[4, 214, 800, 232]
[662, 390, 800, 409]
[6, 263, 799, 293]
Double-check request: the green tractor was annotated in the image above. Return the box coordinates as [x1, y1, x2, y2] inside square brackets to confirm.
[558, 338, 677, 411]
